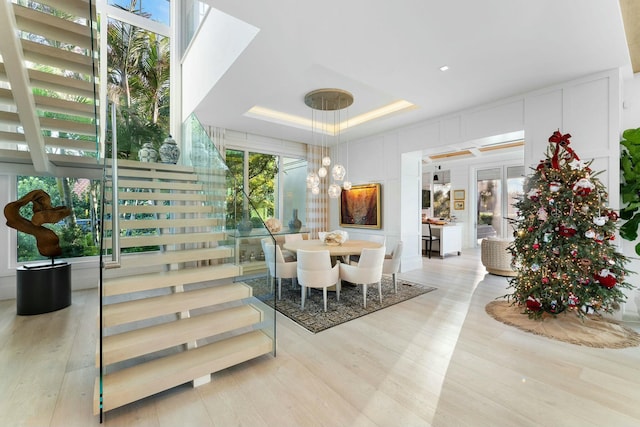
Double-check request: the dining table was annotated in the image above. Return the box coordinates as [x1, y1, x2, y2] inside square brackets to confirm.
[282, 239, 383, 260]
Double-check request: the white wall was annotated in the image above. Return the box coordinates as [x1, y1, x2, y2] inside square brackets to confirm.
[336, 69, 624, 288]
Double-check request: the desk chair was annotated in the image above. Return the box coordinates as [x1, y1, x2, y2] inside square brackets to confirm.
[422, 223, 440, 259]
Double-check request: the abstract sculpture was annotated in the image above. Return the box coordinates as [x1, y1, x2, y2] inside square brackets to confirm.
[4, 189, 71, 258]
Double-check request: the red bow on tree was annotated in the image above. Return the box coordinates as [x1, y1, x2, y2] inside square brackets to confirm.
[548, 130, 579, 169]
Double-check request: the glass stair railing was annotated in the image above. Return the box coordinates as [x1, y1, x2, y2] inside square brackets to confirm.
[95, 111, 276, 419]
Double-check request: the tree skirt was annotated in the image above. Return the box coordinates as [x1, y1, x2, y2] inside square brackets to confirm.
[244, 275, 436, 333]
[486, 300, 640, 349]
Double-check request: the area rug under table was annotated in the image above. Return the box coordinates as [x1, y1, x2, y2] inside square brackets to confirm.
[243, 275, 437, 333]
[486, 300, 640, 349]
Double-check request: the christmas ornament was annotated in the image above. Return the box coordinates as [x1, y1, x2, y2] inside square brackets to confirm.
[558, 224, 577, 237]
[526, 296, 542, 312]
[569, 158, 584, 170]
[527, 188, 541, 201]
[594, 269, 617, 289]
[592, 216, 607, 226]
[537, 207, 548, 221]
[549, 182, 562, 192]
[584, 229, 596, 239]
[531, 263, 540, 272]
[606, 210, 619, 221]
[568, 293, 579, 307]
[572, 178, 595, 196]
[578, 258, 592, 270]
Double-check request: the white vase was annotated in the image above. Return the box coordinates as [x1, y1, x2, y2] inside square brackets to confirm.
[138, 142, 158, 162]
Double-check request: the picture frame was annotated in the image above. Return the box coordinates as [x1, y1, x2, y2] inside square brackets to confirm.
[340, 183, 382, 229]
[454, 200, 465, 210]
[453, 189, 465, 200]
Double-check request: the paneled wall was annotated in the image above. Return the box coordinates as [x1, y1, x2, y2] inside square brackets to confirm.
[336, 69, 622, 275]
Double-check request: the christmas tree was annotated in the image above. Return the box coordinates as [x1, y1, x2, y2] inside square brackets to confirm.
[506, 130, 633, 318]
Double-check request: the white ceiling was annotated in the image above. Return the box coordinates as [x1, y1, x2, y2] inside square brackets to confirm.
[195, 0, 632, 147]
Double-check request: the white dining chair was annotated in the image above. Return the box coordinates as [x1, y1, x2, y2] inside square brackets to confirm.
[382, 241, 403, 293]
[262, 239, 297, 299]
[350, 234, 385, 263]
[339, 246, 386, 308]
[296, 249, 340, 312]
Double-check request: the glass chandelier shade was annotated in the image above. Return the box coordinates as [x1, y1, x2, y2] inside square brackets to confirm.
[306, 172, 320, 188]
[343, 180, 352, 190]
[332, 164, 346, 181]
[328, 183, 342, 198]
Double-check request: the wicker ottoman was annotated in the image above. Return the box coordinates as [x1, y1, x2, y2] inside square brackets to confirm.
[481, 238, 517, 277]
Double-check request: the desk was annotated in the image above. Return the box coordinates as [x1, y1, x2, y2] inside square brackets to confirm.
[283, 239, 383, 258]
[422, 223, 462, 258]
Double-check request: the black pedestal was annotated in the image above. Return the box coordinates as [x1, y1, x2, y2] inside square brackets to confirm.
[16, 262, 71, 315]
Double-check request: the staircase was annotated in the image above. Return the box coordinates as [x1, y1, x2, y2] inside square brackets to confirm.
[96, 160, 275, 414]
[0, 0, 98, 170]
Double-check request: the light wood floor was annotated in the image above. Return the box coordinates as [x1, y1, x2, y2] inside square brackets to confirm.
[2, 249, 640, 427]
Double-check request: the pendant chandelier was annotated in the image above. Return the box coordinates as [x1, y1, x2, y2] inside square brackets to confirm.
[304, 88, 353, 198]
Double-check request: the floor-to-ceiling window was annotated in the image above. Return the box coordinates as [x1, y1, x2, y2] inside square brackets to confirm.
[475, 165, 524, 241]
[433, 170, 451, 219]
[225, 148, 307, 230]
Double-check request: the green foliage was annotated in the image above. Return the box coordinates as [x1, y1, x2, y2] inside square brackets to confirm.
[16, 176, 99, 262]
[506, 132, 632, 318]
[106, 10, 170, 159]
[619, 127, 640, 255]
[225, 150, 277, 228]
[59, 225, 98, 258]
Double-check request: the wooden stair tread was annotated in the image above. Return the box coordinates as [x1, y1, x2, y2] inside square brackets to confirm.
[102, 264, 241, 296]
[101, 305, 264, 366]
[104, 204, 216, 215]
[103, 217, 222, 230]
[109, 179, 204, 191]
[105, 191, 207, 202]
[117, 247, 233, 268]
[103, 232, 227, 249]
[95, 330, 273, 414]
[102, 283, 253, 327]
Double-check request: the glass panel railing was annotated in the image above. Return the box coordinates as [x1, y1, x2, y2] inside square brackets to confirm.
[98, 110, 278, 418]
[183, 113, 277, 350]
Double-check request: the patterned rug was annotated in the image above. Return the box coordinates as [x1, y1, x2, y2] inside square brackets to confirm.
[243, 275, 436, 333]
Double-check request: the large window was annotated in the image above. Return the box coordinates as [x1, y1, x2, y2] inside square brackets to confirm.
[225, 149, 307, 231]
[475, 165, 524, 241]
[16, 176, 100, 262]
[105, 4, 171, 160]
[432, 170, 451, 219]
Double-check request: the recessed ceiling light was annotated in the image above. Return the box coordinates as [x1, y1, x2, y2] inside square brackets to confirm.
[439, 65, 449, 72]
